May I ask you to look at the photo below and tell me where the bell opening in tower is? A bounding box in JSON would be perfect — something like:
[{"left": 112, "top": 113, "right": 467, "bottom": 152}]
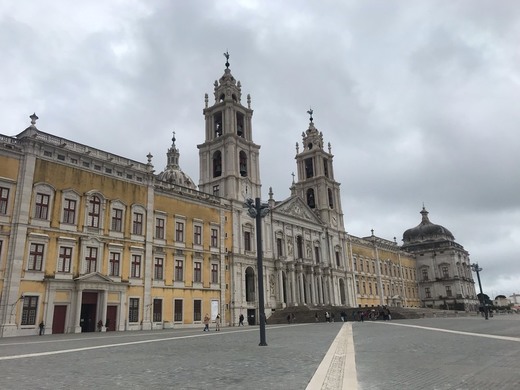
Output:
[
  {"left": 239, "top": 151, "right": 248, "bottom": 177},
  {"left": 214, "top": 112, "right": 223, "bottom": 138},
  {"left": 237, "top": 112, "right": 244, "bottom": 137},
  {"left": 213, "top": 151, "right": 222, "bottom": 177},
  {"left": 305, "top": 158, "right": 314, "bottom": 179}
]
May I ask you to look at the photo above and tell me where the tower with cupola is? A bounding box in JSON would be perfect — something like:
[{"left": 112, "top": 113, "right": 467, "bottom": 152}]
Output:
[
  {"left": 294, "top": 110, "right": 344, "bottom": 230},
  {"left": 197, "top": 53, "right": 261, "bottom": 201}
]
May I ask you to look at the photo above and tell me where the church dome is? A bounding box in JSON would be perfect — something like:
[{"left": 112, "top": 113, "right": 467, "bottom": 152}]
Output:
[
  {"left": 156, "top": 132, "right": 196, "bottom": 189},
  {"left": 402, "top": 207, "right": 454, "bottom": 244}
]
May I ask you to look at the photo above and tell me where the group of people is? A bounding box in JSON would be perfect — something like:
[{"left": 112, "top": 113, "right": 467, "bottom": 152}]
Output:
[{"left": 203, "top": 313, "right": 221, "bottom": 331}]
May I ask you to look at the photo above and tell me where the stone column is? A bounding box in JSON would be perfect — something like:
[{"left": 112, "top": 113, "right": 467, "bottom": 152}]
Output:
[{"left": 73, "top": 288, "right": 83, "bottom": 334}]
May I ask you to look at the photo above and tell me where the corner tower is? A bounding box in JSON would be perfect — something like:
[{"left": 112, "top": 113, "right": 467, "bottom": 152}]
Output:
[
  {"left": 198, "top": 53, "right": 261, "bottom": 200},
  {"left": 294, "top": 110, "right": 344, "bottom": 229}
]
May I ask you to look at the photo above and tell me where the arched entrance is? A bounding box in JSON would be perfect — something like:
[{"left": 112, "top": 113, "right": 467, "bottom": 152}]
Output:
[{"left": 245, "top": 267, "right": 255, "bottom": 302}]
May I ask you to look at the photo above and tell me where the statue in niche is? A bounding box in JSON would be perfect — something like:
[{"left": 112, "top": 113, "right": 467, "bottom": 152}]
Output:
[
  {"left": 306, "top": 243, "right": 312, "bottom": 258},
  {"left": 287, "top": 240, "right": 293, "bottom": 256},
  {"left": 270, "top": 276, "right": 275, "bottom": 296}
]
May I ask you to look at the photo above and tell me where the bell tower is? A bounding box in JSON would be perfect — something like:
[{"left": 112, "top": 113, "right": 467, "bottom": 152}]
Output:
[
  {"left": 198, "top": 53, "right": 261, "bottom": 200},
  {"left": 294, "top": 109, "right": 344, "bottom": 229}
]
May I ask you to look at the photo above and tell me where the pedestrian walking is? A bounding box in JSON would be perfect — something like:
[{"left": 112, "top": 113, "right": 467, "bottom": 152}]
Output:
[
  {"left": 291, "top": 313, "right": 295, "bottom": 323},
  {"left": 340, "top": 311, "right": 347, "bottom": 322},
  {"left": 315, "top": 312, "right": 319, "bottom": 322},
  {"left": 215, "top": 314, "right": 221, "bottom": 331},
  {"left": 287, "top": 314, "right": 291, "bottom": 324},
  {"left": 239, "top": 313, "right": 244, "bottom": 326},
  {"left": 39, "top": 321, "right": 45, "bottom": 336},
  {"left": 325, "top": 311, "right": 330, "bottom": 323},
  {"left": 331, "top": 312, "right": 335, "bottom": 323},
  {"left": 203, "top": 313, "right": 210, "bottom": 331}
]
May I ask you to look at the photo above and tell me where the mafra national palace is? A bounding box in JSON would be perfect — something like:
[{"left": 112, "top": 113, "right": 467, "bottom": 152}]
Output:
[{"left": 0, "top": 58, "right": 479, "bottom": 337}]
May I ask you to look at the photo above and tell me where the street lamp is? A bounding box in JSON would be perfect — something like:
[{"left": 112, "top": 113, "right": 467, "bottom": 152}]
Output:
[
  {"left": 470, "top": 263, "right": 488, "bottom": 320},
  {"left": 244, "top": 197, "right": 270, "bottom": 346}
]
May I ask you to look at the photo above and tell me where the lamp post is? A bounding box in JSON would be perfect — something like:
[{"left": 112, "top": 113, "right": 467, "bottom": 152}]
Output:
[
  {"left": 244, "top": 197, "right": 270, "bottom": 346},
  {"left": 470, "top": 263, "right": 488, "bottom": 320}
]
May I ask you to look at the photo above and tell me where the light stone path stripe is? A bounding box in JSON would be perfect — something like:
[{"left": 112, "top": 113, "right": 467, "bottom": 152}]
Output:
[
  {"left": 368, "top": 321, "right": 520, "bottom": 342},
  {"left": 306, "top": 323, "right": 358, "bottom": 390}
]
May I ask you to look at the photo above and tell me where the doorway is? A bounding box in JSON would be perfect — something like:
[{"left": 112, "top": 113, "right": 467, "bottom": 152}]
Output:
[
  {"left": 106, "top": 305, "right": 117, "bottom": 331},
  {"left": 80, "top": 292, "right": 98, "bottom": 332},
  {"left": 52, "top": 305, "right": 67, "bottom": 334},
  {"left": 247, "top": 308, "right": 256, "bottom": 325}
]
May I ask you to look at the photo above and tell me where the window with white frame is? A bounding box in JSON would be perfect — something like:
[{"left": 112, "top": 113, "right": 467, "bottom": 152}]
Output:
[
  {"left": 445, "top": 286, "right": 452, "bottom": 297},
  {"left": 194, "top": 224, "right": 202, "bottom": 246},
  {"left": 154, "top": 257, "right": 164, "bottom": 280},
  {"left": 155, "top": 217, "right": 165, "bottom": 239},
  {"left": 88, "top": 195, "right": 102, "bottom": 228},
  {"left": 131, "top": 254, "right": 141, "bottom": 278},
  {"left": 128, "top": 298, "right": 139, "bottom": 323},
  {"left": 21, "top": 296, "right": 38, "bottom": 325},
  {"left": 175, "top": 259, "right": 184, "bottom": 281},
  {"left": 211, "top": 263, "right": 219, "bottom": 284},
  {"left": 111, "top": 208, "right": 123, "bottom": 232},
  {"left": 109, "top": 251, "right": 121, "bottom": 276},
  {"left": 194, "top": 261, "right": 202, "bottom": 283},
  {"left": 34, "top": 192, "right": 50, "bottom": 220},
  {"left": 425, "top": 287, "right": 431, "bottom": 298},
  {"left": 175, "top": 221, "right": 184, "bottom": 242},
  {"left": 57, "top": 246, "right": 72, "bottom": 273},
  {"left": 0, "top": 186, "right": 10, "bottom": 215},
  {"left": 244, "top": 231, "right": 251, "bottom": 251},
  {"left": 28, "top": 243, "right": 45, "bottom": 271},
  {"left": 85, "top": 246, "right": 98, "bottom": 273},
  {"left": 211, "top": 228, "right": 218, "bottom": 247},
  {"left": 132, "top": 211, "right": 143, "bottom": 235},
  {"left": 62, "top": 198, "right": 77, "bottom": 224}
]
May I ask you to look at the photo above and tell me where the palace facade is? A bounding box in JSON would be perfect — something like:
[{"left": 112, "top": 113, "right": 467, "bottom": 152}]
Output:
[{"left": 0, "top": 59, "right": 475, "bottom": 337}]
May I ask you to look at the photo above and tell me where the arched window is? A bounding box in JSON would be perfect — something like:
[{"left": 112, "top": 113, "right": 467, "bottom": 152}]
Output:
[
  {"left": 306, "top": 188, "right": 315, "bottom": 208},
  {"left": 328, "top": 188, "right": 334, "bottom": 209},
  {"left": 88, "top": 195, "right": 101, "bottom": 227},
  {"left": 236, "top": 113, "right": 244, "bottom": 137},
  {"left": 239, "top": 151, "right": 247, "bottom": 177},
  {"left": 213, "top": 151, "right": 222, "bottom": 178},
  {"left": 214, "top": 112, "right": 223, "bottom": 137}
]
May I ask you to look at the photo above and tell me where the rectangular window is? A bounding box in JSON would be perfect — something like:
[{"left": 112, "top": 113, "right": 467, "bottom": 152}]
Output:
[
  {"left": 422, "top": 269, "right": 428, "bottom": 281},
  {"left": 88, "top": 196, "right": 101, "bottom": 227},
  {"left": 35, "top": 193, "right": 50, "bottom": 219},
  {"left": 353, "top": 258, "right": 357, "bottom": 271},
  {"left": 335, "top": 251, "right": 341, "bottom": 267},
  {"left": 211, "top": 264, "right": 218, "bottom": 284},
  {"left": 154, "top": 257, "right": 164, "bottom": 280},
  {"left": 85, "top": 247, "right": 98, "bottom": 273},
  {"left": 304, "top": 158, "right": 314, "bottom": 179},
  {"left": 131, "top": 255, "right": 141, "bottom": 278},
  {"left": 63, "top": 198, "right": 76, "bottom": 224},
  {"left": 28, "top": 243, "right": 44, "bottom": 271},
  {"left": 112, "top": 208, "right": 123, "bottom": 232},
  {"left": 0, "top": 186, "right": 9, "bottom": 214},
  {"left": 155, "top": 218, "right": 165, "bottom": 239},
  {"left": 360, "top": 261, "right": 364, "bottom": 272},
  {"left": 58, "top": 246, "right": 72, "bottom": 273},
  {"left": 314, "top": 246, "right": 320, "bottom": 263},
  {"left": 194, "top": 225, "right": 202, "bottom": 245},
  {"left": 109, "top": 252, "right": 120, "bottom": 276},
  {"left": 193, "top": 300, "right": 202, "bottom": 322},
  {"left": 446, "top": 286, "right": 452, "bottom": 297},
  {"left": 174, "top": 299, "right": 183, "bottom": 322},
  {"left": 194, "top": 261, "right": 202, "bottom": 283},
  {"left": 21, "top": 296, "right": 38, "bottom": 325},
  {"left": 355, "top": 281, "right": 360, "bottom": 294},
  {"left": 425, "top": 287, "right": 431, "bottom": 298},
  {"left": 362, "top": 282, "right": 366, "bottom": 294},
  {"left": 442, "top": 266, "right": 449, "bottom": 279},
  {"left": 129, "top": 298, "right": 139, "bottom": 323},
  {"left": 175, "top": 260, "right": 184, "bottom": 281},
  {"left": 133, "top": 212, "right": 143, "bottom": 235},
  {"left": 276, "top": 238, "right": 283, "bottom": 258},
  {"left": 175, "top": 222, "right": 184, "bottom": 242},
  {"left": 244, "top": 231, "right": 251, "bottom": 251},
  {"left": 211, "top": 228, "right": 218, "bottom": 247},
  {"left": 213, "top": 185, "right": 219, "bottom": 196},
  {"left": 153, "top": 299, "right": 162, "bottom": 322}
]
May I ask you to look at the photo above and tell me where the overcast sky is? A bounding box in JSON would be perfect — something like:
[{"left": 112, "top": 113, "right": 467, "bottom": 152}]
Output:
[{"left": 1, "top": 1, "right": 518, "bottom": 298}]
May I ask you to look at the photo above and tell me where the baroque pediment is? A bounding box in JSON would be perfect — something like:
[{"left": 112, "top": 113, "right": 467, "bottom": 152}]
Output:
[
  {"left": 273, "top": 196, "right": 322, "bottom": 224},
  {"left": 74, "top": 272, "right": 113, "bottom": 283}
]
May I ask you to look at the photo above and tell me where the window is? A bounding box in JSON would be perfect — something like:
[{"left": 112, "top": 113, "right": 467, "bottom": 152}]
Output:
[
  {"left": 211, "top": 264, "right": 219, "bottom": 284},
  {"left": 328, "top": 188, "right": 334, "bottom": 209},
  {"left": 213, "top": 151, "right": 222, "bottom": 177},
  {"left": 422, "top": 269, "right": 429, "bottom": 281},
  {"left": 304, "top": 158, "right": 314, "bottom": 178},
  {"left": 28, "top": 243, "right": 44, "bottom": 271},
  {"left": 211, "top": 228, "right": 218, "bottom": 247},
  {"left": 323, "top": 158, "right": 329, "bottom": 178},
  {"left": 174, "top": 299, "right": 183, "bottom": 322},
  {"left": 212, "top": 185, "right": 220, "bottom": 196},
  {"left": 372, "top": 261, "right": 376, "bottom": 274},
  {"left": 244, "top": 231, "right": 251, "bottom": 251},
  {"left": 155, "top": 218, "right": 165, "bottom": 239},
  {"left": 88, "top": 196, "right": 101, "bottom": 227},
  {"left": 356, "top": 281, "right": 360, "bottom": 294},
  {"left": 296, "top": 236, "right": 303, "bottom": 259},
  {"left": 131, "top": 255, "right": 141, "bottom": 278},
  {"left": 239, "top": 151, "right": 247, "bottom": 177},
  {"left": 362, "top": 282, "right": 366, "bottom": 294},
  {"left": 129, "top": 298, "right": 139, "bottom": 323},
  {"left": 442, "top": 266, "right": 449, "bottom": 279},
  {"left": 306, "top": 188, "right": 315, "bottom": 208},
  {"left": 193, "top": 300, "right": 202, "bottom": 322},
  {"left": 446, "top": 286, "right": 452, "bottom": 297},
  {"left": 369, "top": 283, "right": 373, "bottom": 295},
  {"left": 133, "top": 212, "right": 143, "bottom": 235},
  {"left": 335, "top": 251, "right": 341, "bottom": 267},
  {"left": 425, "top": 287, "right": 431, "bottom": 298},
  {"left": 194, "top": 225, "right": 202, "bottom": 245},
  {"left": 175, "top": 222, "right": 184, "bottom": 242},
  {"left": 153, "top": 299, "right": 162, "bottom": 322},
  {"left": 111, "top": 208, "right": 123, "bottom": 232},
  {"left": 63, "top": 198, "right": 76, "bottom": 224},
  {"left": 276, "top": 238, "right": 283, "bottom": 258},
  {"left": 236, "top": 112, "right": 244, "bottom": 137},
  {"left": 85, "top": 247, "right": 97, "bottom": 273},
  {"left": 353, "top": 258, "right": 357, "bottom": 271},
  {"left": 175, "top": 260, "right": 184, "bottom": 281},
  {"left": 58, "top": 246, "right": 72, "bottom": 273},
  {"left": 154, "top": 258, "right": 164, "bottom": 280},
  {"left": 21, "top": 296, "right": 38, "bottom": 325},
  {"left": 0, "top": 186, "right": 9, "bottom": 214},
  {"left": 194, "top": 261, "right": 202, "bottom": 283},
  {"left": 109, "top": 252, "right": 120, "bottom": 276},
  {"left": 375, "top": 284, "right": 378, "bottom": 295},
  {"left": 35, "top": 193, "right": 50, "bottom": 219},
  {"left": 360, "top": 261, "right": 364, "bottom": 272}
]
